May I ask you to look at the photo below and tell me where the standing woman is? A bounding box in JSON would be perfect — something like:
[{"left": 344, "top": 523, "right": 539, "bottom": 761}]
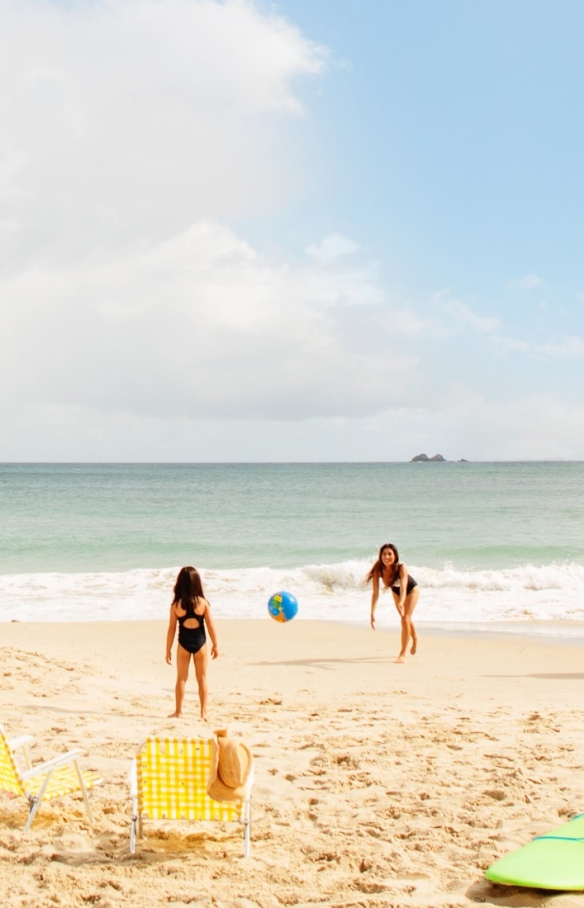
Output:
[
  {"left": 166, "top": 566, "right": 219, "bottom": 719},
  {"left": 368, "top": 543, "right": 419, "bottom": 663}
]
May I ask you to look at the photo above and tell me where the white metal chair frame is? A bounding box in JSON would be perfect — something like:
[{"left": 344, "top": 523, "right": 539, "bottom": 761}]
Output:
[{"left": 1, "top": 726, "right": 100, "bottom": 831}]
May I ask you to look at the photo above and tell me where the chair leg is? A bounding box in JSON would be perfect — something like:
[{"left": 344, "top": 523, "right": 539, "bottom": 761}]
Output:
[
  {"left": 130, "top": 815, "right": 136, "bottom": 854},
  {"left": 72, "top": 759, "right": 95, "bottom": 824},
  {"left": 24, "top": 797, "right": 42, "bottom": 833},
  {"left": 243, "top": 801, "right": 251, "bottom": 858},
  {"left": 23, "top": 767, "right": 54, "bottom": 832}
]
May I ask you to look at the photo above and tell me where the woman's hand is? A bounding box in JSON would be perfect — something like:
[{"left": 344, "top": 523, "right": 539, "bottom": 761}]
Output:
[
  {"left": 370, "top": 614, "right": 376, "bottom": 630},
  {"left": 166, "top": 650, "right": 172, "bottom": 665},
  {"left": 211, "top": 644, "right": 219, "bottom": 659}
]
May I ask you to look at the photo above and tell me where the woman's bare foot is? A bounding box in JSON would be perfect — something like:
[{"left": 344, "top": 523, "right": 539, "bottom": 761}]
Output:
[
  {"left": 395, "top": 655, "right": 406, "bottom": 663},
  {"left": 168, "top": 711, "right": 182, "bottom": 718},
  {"left": 410, "top": 637, "right": 418, "bottom": 655}
]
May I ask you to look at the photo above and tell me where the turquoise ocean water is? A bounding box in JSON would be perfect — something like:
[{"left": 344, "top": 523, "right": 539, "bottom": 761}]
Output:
[{"left": 1, "top": 462, "right": 584, "bottom": 631}]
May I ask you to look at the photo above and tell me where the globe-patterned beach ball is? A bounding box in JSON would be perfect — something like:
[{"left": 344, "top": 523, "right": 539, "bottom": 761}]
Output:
[{"left": 268, "top": 591, "right": 298, "bottom": 623}]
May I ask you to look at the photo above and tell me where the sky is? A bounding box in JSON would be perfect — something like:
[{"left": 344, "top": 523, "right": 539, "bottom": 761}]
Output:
[{"left": 1, "top": 0, "right": 584, "bottom": 461}]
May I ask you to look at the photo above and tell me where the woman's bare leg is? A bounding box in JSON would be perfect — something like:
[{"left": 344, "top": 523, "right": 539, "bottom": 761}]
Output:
[
  {"left": 393, "top": 588, "right": 420, "bottom": 663},
  {"left": 169, "top": 645, "right": 191, "bottom": 717},
  {"left": 410, "top": 620, "right": 418, "bottom": 655},
  {"left": 193, "top": 645, "right": 209, "bottom": 720}
]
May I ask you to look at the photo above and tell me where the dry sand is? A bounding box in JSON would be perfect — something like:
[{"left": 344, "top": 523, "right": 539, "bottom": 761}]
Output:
[{"left": 1, "top": 618, "right": 584, "bottom": 908}]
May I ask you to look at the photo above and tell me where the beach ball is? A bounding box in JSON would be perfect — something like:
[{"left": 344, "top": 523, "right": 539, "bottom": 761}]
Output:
[{"left": 268, "top": 591, "right": 298, "bottom": 623}]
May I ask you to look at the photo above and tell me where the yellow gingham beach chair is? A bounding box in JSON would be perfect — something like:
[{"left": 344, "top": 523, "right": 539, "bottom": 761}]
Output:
[
  {"left": 0, "top": 723, "right": 102, "bottom": 831},
  {"left": 129, "top": 737, "right": 252, "bottom": 857}
]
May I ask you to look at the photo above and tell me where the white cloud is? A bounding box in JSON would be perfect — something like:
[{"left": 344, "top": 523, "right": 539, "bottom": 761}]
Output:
[
  {"left": 305, "top": 233, "right": 360, "bottom": 263},
  {"left": 347, "top": 389, "right": 584, "bottom": 462},
  {"left": 6, "top": 385, "right": 584, "bottom": 463},
  {"left": 492, "top": 334, "right": 584, "bottom": 359},
  {"left": 510, "top": 273, "right": 542, "bottom": 290},
  {"left": 432, "top": 289, "right": 500, "bottom": 333},
  {"left": 0, "top": 222, "right": 423, "bottom": 425},
  {"left": 0, "top": 1, "right": 440, "bottom": 457},
  {"left": 449, "top": 391, "right": 584, "bottom": 460},
  {"left": 0, "top": 0, "right": 326, "bottom": 269}
]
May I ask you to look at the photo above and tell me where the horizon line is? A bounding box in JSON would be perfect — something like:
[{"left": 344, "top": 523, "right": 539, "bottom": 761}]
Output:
[{"left": 1, "top": 460, "right": 583, "bottom": 467}]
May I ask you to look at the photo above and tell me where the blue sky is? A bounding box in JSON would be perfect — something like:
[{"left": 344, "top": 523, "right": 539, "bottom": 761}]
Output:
[
  {"left": 270, "top": 0, "right": 584, "bottom": 281},
  {"left": 267, "top": 0, "right": 584, "bottom": 321},
  {"left": 1, "top": 0, "right": 583, "bottom": 460}
]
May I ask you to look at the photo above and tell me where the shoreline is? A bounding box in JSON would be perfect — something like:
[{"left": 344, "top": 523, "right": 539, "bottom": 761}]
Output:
[{"left": 3, "top": 614, "right": 584, "bottom": 643}]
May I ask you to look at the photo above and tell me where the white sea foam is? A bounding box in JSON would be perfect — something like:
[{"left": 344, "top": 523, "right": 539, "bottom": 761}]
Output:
[{"left": 2, "top": 560, "right": 584, "bottom": 630}]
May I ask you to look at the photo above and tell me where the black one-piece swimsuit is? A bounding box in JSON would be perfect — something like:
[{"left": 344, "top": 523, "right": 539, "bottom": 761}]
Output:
[
  {"left": 386, "top": 563, "right": 418, "bottom": 596},
  {"left": 177, "top": 607, "right": 206, "bottom": 654}
]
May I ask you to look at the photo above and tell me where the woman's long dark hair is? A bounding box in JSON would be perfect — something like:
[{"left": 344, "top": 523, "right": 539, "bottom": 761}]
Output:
[
  {"left": 173, "top": 566, "right": 205, "bottom": 611},
  {"left": 366, "top": 543, "right": 400, "bottom": 586}
]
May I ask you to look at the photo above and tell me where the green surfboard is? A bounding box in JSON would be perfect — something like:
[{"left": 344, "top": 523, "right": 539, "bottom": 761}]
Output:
[{"left": 486, "top": 814, "right": 584, "bottom": 890}]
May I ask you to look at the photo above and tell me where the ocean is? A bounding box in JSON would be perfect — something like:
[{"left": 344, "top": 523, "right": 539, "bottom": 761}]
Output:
[{"left": 1, "top": 462, "right": 584, "bottom": 634}]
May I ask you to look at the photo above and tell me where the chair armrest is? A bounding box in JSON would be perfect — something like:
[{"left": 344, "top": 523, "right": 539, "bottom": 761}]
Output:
[
  {"left": 8, "top": 735, "right": 35, "bottom": 751},
  {"left": 8, "top": 735, "right": 35, "bottom": 770},
  {"left": 21, "top": 749, "right": 84, "bottom": 780}
]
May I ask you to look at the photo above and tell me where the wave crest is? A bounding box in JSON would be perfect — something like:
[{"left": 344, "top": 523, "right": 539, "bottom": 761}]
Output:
[{"left": 1, "top": 559, "right": 583, "bottom": 623}]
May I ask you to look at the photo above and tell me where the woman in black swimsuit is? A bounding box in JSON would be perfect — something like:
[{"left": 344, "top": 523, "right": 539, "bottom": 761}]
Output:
[
  {"left": 166, "top": 566, "right": 219, "bottom": 719},
  {"left": 367, "top": 543, "right": 419, "bottom": 663}
]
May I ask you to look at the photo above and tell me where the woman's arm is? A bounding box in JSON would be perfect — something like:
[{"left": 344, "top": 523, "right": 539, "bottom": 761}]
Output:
[
  {"left": 370, "top": 571, "right": 380, "bottom": 629},
  {"left": 166, "top": 604, "right": 178, "bottom": 664},
  {"left": 204, "top": 602, "right": 219, "bottom": 658}
]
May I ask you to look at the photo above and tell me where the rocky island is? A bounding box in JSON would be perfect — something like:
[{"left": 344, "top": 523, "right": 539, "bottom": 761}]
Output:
[{"left": 410, "top": 453, "right": 446, "bottom": 462}]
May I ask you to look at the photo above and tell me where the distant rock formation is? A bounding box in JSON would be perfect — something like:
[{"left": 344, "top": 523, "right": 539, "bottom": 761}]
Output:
[{"left": 410, "top": 453, "right": 446, "bottom": 462}]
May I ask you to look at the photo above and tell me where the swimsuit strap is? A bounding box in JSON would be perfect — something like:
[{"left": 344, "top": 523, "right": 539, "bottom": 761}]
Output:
[
  {"left": 381, "top": 563, "right": 400, "bottom": 587},
  {"left": 177, "top": 598, "right": 204, "bottom": 623}
]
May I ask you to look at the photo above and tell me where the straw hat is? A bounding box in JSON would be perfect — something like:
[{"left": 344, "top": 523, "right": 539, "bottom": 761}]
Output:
[{"left": 207, "top": 728, "right": 253, "bottom": 802}]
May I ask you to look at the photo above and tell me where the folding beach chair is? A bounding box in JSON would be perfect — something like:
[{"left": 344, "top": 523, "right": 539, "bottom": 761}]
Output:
[
  {"left": 129, "top": 736, "right": 252, "bottom": 856},
  {"left": 0, "top": 723, "right": 102, "bottom": 831}
]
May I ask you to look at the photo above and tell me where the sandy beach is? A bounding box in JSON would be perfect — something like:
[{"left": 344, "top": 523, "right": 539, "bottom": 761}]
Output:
[{"left": 1, "top": 619, "right": 584, "bottom": 908}]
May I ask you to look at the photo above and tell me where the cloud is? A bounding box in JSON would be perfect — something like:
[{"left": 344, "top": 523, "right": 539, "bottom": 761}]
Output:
[
  {"left": 348, "top": 389, "right": 584, "bottom": 462},
  {"left": 492, "top": 334, "right": 584, "bottom": 359},
  {"left": 0, "top": 0, "right": 326, "bottom": 268},
  {"left": 0, "top": 0, "right": 440, "bottom": 454},
  {"left": 0, "top": 222, "right": 424, "bottom": 424},
  {"left": 510, "top": 273, "right": 542, "bottom": 290},
  {"left": 305, "top": 233, "right": 360, "bottom": 263},
  {"left": 432, "top": 289, "right": 500, "bottom": 333},
  {"left": 6, "top": 384, "right": 584, "bottom": 463},
  {"left": 446, "top": 391, "right": 584, "bottom": 460}
]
